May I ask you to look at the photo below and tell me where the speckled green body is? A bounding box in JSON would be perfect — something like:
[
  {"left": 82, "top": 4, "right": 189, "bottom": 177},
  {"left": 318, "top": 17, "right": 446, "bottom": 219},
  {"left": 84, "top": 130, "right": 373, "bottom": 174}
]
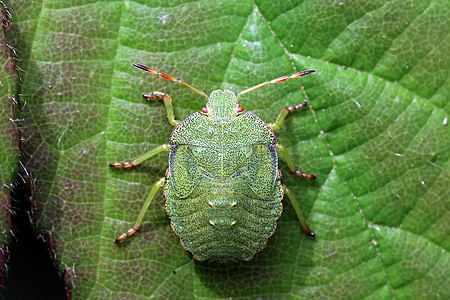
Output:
[{"left": 164, "top": 90, "right": 283, "bottom": 262}]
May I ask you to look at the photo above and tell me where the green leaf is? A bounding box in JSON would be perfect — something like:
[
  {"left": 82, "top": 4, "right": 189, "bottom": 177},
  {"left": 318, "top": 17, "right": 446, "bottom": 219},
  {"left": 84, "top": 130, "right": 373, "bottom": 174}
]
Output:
[
  {"left": 0, "top": 1, "right": 18, "bottom": 274},
  {"left": 7, "top": 0, "right": 450, "bottom": 298}
]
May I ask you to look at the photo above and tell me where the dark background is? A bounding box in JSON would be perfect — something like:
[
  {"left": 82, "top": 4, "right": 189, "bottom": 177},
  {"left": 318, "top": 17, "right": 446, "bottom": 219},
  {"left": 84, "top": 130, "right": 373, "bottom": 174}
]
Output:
[{"left": 0, "top": 177, "right": 65, "bottom": 300}]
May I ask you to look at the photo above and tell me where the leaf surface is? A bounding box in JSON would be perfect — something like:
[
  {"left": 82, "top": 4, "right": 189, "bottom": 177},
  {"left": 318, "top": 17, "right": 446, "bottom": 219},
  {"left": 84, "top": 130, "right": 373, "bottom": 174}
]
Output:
[
  {"left": 6, "top": 0, "right": 450, "bottom": 298},
  {"left": 0, "top": 1, "right": 18, "bottom": 275}
]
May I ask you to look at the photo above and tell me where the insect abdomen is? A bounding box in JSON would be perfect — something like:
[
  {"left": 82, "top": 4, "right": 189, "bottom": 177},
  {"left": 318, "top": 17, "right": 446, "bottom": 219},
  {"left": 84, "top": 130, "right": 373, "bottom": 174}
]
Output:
[{"left": 165, "top": 180, "right": 283, "bottom": 262}]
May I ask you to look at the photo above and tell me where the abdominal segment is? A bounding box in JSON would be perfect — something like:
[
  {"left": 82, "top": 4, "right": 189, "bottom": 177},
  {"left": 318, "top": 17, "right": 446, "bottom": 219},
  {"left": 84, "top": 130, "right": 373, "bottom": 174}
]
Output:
[{"left": 165, "top": 180, "right": 283, "bottom": 262}]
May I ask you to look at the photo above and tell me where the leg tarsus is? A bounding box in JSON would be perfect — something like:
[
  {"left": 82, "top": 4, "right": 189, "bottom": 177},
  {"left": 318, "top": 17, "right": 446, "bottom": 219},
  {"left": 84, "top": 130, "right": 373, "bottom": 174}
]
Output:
[
  {"left": 143, "top": 91, "right": 165, "bottom": 100},
  {"left": 306, "top": 231, "right": 316, "bottom": 238},
  {"left": 283, "top": 184, "right": 315, "bottom": 238},
  {"left": 286, "top": 100, "right": 308, "bottom": 114},
  {"left": 114, "top": 226, "right": 140, "bottom": 244},
  {"left": 109, "top": 160, "right": 137, "bottom": 169},
  {"left": 291, "top": 169, "right": 316, "bottom": 180},
  {"left": 114, "top": 177, "right": 165, "bottom": 244},
  {"left": 143, "top": 92, "right": 180, "bottom": 127}
]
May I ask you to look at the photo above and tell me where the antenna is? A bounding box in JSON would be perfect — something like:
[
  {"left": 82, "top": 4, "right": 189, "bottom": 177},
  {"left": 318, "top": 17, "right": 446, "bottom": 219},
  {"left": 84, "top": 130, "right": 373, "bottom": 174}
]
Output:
[
  {"left": 133, "top": 63, "right": 208, "bottom": 99},
  {"left": 237, "top": 70, "right": 315, "bottom": 98}
]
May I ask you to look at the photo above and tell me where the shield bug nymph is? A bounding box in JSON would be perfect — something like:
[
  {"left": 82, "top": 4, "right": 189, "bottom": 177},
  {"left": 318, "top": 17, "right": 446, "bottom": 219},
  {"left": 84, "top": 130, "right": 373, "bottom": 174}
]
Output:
[{"left": 111, "top": 64, "right": 316, "bottom": 262}]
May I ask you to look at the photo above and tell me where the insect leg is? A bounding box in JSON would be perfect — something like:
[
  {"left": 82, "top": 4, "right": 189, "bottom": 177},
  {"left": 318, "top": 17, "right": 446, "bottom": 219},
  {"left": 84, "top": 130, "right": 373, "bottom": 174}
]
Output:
[
  {"left": 282, "top": 185, "right": 315, "bottom": 237},
  {"left": 143, "top": 92, "right": 181, "bottom": 127},
  {"left": 276, "top": 143, "right": 316, "bottom": 180},
  {"left": 109, "top": 144, "right": 170, "bottom": 168},
  {"left": 269, "top": 100, "right": 308, "bottom": 132},
  {"left": 114, "top": 177, "right": 165, "bottom": 243}
]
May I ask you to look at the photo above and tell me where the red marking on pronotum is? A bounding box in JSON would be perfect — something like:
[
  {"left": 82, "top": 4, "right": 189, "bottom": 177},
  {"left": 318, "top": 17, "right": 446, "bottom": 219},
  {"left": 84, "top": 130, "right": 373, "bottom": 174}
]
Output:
[
  {"left": 201, "top": 107, "right": 208, "bottom": 113},
  {"left": 237, "top": 106, "right": 245, "bottom": 113},
  {"left": 2, "top": 19, "right": 8, "bottom": 29}
]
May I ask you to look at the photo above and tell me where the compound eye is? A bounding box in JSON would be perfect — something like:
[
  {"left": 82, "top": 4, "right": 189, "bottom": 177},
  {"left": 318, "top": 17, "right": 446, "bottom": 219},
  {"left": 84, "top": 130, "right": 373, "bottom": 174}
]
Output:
[
  {"left": 236, "top": 106, "right": 245, "bottom": 114},
  {"left": 201, "top": 107, "right": 208, "bottom": 114}
]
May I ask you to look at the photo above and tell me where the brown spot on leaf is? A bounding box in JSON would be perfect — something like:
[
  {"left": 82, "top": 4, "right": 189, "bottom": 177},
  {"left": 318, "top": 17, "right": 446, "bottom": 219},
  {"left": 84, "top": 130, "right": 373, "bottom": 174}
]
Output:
[
  {"left": 0, "top": 38, "right": 8, "bottom": 58},
  {"left": 42, "top": 231, "right": 62, "bottom": 264},
  {"left": 63, "top": 268, "right": 74, "bottom": 299},
  {"left": 4, "top": 57, "right": 15, "bottom": 74},
  {"left": 51, "top": 196, "right": 66, "bottom": 207}
]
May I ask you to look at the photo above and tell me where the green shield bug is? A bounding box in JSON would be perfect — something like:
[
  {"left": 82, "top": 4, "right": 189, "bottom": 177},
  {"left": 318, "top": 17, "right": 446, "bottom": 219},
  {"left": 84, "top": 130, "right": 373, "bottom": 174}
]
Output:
[{"left": 111, "top": 64, "right": 316, "bottom": 262}]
